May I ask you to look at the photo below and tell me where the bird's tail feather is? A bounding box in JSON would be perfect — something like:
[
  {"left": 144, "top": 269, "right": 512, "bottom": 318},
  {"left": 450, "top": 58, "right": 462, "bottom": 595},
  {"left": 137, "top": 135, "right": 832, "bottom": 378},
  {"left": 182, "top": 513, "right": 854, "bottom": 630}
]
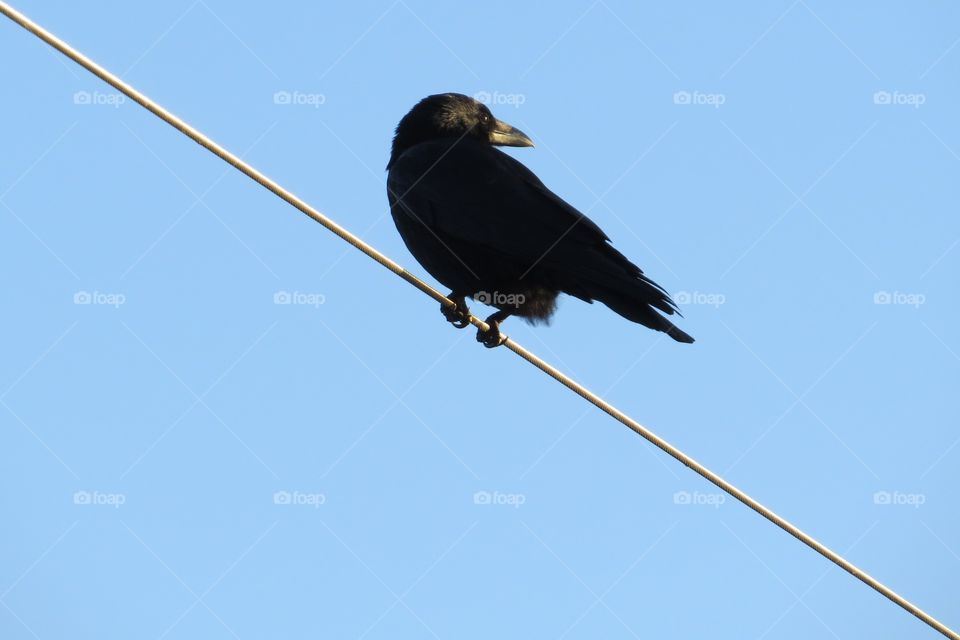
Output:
[
  {"left": 547, "top": 244, "right": 694, "bottom": 343},
  {"left": 588, "top": 280, "right": 695, "bottom": 344}
]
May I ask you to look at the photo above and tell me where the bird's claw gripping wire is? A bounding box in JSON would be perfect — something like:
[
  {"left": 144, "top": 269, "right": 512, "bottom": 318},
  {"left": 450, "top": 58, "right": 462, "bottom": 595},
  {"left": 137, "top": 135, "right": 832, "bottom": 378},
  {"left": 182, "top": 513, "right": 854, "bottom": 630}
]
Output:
[
  {"left": 441, "top": 295, "right": 471, "bottom": 329},
  {"left": 476, "top": 319, "right": 506, "bottom": 348}
]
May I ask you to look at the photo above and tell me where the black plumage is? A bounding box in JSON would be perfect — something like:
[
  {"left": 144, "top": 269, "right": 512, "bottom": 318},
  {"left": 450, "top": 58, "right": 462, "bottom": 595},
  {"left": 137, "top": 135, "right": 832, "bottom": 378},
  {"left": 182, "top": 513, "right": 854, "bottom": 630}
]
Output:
[{"left": 387, "top": 93, "right": 693, "bottom": 347}]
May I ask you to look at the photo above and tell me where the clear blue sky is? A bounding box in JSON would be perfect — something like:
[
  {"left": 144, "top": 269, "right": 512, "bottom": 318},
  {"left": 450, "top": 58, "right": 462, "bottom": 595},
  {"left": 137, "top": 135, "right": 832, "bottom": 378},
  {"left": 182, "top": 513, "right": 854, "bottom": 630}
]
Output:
[{"left": 2, "top": 2, "right": 958, "bottom": 638}]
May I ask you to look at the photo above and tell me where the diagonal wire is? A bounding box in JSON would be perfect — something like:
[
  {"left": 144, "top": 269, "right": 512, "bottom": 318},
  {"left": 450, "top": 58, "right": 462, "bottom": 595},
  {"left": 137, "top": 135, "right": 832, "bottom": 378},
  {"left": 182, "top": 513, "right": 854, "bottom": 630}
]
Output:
[{"left": 0, "top": 4, "right": 955, "bottom": 638}]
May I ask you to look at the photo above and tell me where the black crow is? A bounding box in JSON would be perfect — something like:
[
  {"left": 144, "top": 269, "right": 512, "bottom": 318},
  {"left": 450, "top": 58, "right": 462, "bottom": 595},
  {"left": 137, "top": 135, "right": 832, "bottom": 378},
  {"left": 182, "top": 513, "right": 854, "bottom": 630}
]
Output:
[{"left": 387, "top": 93, "right": 694, "bottom": 347}]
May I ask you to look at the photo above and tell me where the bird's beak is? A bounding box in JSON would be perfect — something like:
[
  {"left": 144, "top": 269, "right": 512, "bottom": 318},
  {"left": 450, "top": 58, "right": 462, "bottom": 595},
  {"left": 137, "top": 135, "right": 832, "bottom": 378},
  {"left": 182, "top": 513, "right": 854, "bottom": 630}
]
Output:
[{"left": 489, "top": 119, "right": 534, "bottom": 148}]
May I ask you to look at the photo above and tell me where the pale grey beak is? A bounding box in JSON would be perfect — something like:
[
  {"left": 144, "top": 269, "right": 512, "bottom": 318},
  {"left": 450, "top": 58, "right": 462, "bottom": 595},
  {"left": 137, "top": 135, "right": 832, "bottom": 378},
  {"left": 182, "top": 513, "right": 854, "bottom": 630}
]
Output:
[{"left": 489, "top": 119, "right": 534, "bottom": 147}]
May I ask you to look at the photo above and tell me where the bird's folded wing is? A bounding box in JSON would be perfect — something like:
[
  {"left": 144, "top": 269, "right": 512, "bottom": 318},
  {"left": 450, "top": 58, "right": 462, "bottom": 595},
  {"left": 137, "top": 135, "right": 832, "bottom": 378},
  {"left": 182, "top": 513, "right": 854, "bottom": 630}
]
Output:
[{"left": 388, "top": 139, "right": 611, "bottom": 267}]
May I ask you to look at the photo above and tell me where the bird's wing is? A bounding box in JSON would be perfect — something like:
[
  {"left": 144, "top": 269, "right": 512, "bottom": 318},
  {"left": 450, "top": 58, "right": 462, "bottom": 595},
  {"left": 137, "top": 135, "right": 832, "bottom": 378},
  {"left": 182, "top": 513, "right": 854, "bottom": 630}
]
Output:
[{"left": 388, "top": 139, "right": 612, "bottom": 268}]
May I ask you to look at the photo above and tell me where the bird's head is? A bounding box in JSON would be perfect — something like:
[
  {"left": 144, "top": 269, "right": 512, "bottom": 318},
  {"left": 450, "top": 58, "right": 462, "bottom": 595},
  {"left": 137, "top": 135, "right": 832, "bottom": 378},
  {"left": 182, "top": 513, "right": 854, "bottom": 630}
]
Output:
[{"left": 388, "top": 93, "right": 534, "bottom": 168}]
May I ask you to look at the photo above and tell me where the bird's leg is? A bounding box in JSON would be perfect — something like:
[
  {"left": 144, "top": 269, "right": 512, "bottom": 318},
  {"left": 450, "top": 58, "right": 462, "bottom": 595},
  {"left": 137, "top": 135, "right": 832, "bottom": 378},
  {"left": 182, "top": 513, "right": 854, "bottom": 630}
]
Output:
[
  {"left": 441, "top": 293, "right": 471, "bottom": 329},
  {"left": 476, "top": 310, "right": 511, "bottom": 348}
]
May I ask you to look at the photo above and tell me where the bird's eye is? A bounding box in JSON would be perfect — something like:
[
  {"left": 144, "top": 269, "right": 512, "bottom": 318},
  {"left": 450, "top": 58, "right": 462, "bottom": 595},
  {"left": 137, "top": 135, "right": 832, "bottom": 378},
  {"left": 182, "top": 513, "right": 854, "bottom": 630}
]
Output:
[{"left": 479, "top": 113, "right": 491, "bottom": 125}]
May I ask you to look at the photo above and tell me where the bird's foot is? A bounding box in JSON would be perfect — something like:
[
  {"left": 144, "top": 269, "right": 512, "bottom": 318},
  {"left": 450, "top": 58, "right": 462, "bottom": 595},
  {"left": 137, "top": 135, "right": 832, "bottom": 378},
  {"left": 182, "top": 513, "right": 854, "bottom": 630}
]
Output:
[
  {"left": 441, "top": 295, "right": 471, "bottom": 329},
  {"left": 476, "top": 320, "right": 506, "bottom": 349}
]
